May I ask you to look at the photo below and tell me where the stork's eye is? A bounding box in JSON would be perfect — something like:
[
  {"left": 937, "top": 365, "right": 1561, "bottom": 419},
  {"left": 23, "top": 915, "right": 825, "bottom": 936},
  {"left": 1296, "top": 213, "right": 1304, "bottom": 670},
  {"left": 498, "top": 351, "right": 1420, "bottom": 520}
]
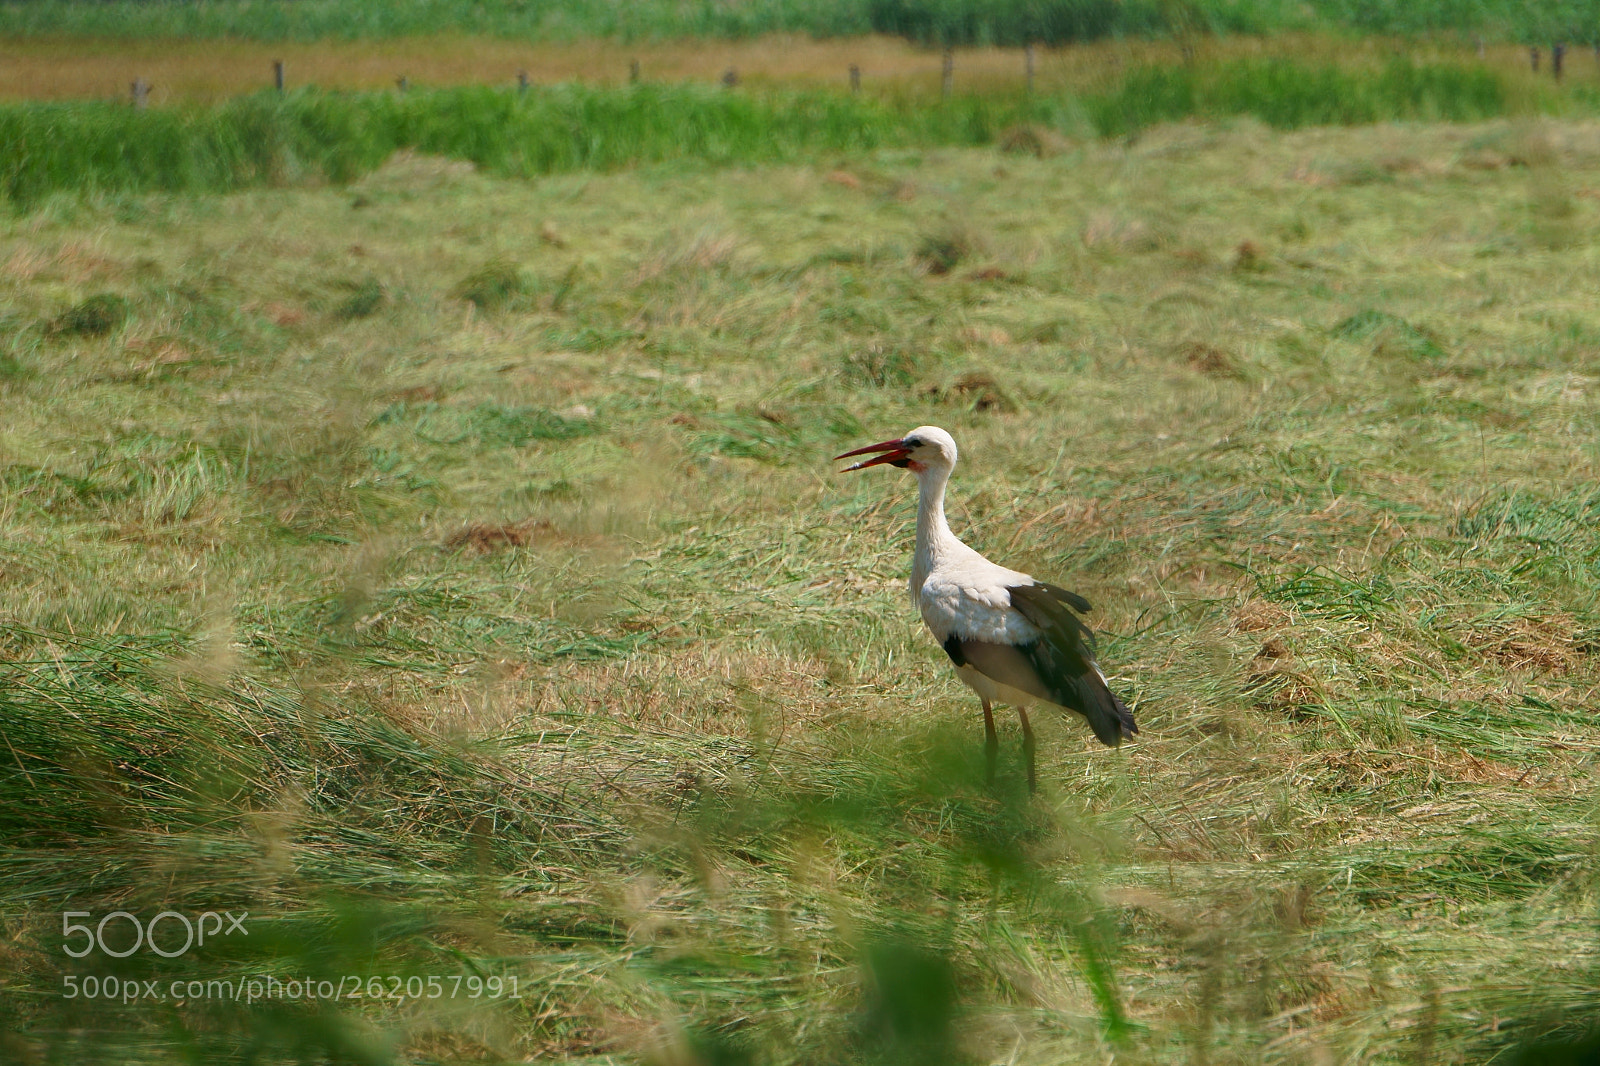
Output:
[{"left": 904, "top": 437, "right": 922, "bottom": 448}]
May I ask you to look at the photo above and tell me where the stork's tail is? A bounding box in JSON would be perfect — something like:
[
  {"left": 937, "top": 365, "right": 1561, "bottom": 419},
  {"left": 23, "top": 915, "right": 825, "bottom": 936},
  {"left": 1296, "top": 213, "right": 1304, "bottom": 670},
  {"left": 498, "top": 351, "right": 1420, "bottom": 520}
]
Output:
[{"left": 1080, "top": 668, "right": 1138, "bottom": 747}]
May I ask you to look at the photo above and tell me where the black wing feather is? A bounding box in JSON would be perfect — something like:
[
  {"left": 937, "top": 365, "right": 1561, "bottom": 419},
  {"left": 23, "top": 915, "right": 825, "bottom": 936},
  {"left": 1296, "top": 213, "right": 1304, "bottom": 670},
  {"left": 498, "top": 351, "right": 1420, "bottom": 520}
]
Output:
[
  {"left": 1032, "top": 580, "right": 1093, "bottom": 615},
  {"left": 942, "top": 634, "right": 967, "bottom": 667},
  {"left": 1024, "top": 581, "right": 1097, "bottom": 654},
  {"left": 1002, "top": 583, "right": 1137, "bottom": 746}
]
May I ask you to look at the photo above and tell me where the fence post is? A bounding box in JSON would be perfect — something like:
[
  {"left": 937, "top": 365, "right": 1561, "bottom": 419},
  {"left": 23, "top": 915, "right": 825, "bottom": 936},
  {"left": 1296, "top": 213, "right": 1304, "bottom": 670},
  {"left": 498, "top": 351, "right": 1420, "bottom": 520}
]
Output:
[
  {"left": 722, "top": 67, "right": 738, "bottom": 88},
  {"left": 518, "top": 70, "right": 529, "bottom": 93},
  {"left": 131, "top": 78, "right": 149, "bottom": 109},
  {"left": 849, "top": 63, "right": 860, "bottom": 93},
  {"left": 273, "top": 60, "right": 284, "bottom": 92},
  {"left": 1474, "top": 35, "right": 1485, "bottom": 59},
  {"left": 942, "top": 48, "right": 953, "bottom": 99},
  {"left": 630, "top": 59, "right": 640, "bottom": 83},
  {"left": 1025, "top": 43, "right": 1036, "bottom": 93},
  {"left": 1530, "top": 45, "right": 1541, "bottom": 72},
  {"left": 1553, "top": 42, "right": 1565, "bottom": 78},
  {"left": 396, "top": 75, "right": 408, "bottom": 93}
]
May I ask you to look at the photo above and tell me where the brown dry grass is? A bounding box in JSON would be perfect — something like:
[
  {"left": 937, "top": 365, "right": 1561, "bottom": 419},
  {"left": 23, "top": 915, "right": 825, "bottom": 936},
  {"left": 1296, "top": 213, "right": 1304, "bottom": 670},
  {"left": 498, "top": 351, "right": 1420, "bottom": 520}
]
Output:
[
  {"left": 1178, "top": 340, "right": 1244, "bottom": 378},
  {"left": 0, "top": 33, "right": 1036, "bottom": 101},
  {"left": 1, "top": 33, "right": 1594, "bottom": 103},
  {"left": 1461, "top": 612, "right": 1580, "bottom": 674},
  {"left": 444, "top": 518, "right": 555, "bottom": 553}
]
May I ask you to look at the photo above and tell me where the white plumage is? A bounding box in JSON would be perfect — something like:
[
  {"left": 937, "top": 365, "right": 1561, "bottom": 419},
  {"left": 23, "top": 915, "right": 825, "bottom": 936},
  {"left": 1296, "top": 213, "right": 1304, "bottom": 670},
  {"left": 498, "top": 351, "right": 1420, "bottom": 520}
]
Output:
[{"left": 837, "top": 425, "right": 1136, "bottom": 792}]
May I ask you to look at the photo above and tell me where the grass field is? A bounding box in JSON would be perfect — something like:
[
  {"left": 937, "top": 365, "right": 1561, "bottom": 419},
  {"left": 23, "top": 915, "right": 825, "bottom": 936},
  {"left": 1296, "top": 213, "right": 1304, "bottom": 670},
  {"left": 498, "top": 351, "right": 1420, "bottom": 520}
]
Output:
[
  {"left": 4, "top": 108, "right": 1600, "bottom": 1062},
  {"left": 0, "top": 0, "right": 1595, "bottom": 43}
]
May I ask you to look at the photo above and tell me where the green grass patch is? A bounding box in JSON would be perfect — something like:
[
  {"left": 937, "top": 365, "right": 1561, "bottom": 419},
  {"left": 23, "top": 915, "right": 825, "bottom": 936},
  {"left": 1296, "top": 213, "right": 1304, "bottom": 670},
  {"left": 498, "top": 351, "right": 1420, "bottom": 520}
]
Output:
[
  {"left": 0, "top": 60, "right": 1566, "bottom": 209},
  {"left": 0, "top": 83, "right": 1024, "bottom": 207},
  {"left": 1088, "top": 57, "right": 1508, "bottom": 136},
  {"left": 452, "top": 256, "right": 530, "bottom": 311},
  {"left": 331, "top": 275, "right": 386, "bottom": 320},
  {"left": 46, "top": 292, "right": 129, "bottom": 337}
]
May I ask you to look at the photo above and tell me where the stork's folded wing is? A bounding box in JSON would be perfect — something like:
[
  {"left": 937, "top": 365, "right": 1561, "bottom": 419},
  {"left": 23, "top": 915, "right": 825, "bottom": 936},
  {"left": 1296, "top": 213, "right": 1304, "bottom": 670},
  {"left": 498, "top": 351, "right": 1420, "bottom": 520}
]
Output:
[{"left": 1000, "top": 583, "right": 1137, "bottom": 745}]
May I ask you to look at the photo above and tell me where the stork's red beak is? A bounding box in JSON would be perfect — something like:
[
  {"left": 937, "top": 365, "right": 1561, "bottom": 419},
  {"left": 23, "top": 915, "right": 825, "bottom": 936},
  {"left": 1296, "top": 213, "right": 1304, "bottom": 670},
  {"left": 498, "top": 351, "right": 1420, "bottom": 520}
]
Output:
[{"left": 835, "top": 437, "right": 911, "bottom": 471}]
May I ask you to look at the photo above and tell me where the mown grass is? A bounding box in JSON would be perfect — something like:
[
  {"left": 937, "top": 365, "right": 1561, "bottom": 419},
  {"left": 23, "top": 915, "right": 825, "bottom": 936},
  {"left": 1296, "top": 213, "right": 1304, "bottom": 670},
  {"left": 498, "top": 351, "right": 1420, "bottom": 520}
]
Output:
[
  {"left": 0, "top": 56, "right": 1583, "bottom": 207},
  {"left": 5, "top": 112, "right": 1600, "bottom": 1063}
]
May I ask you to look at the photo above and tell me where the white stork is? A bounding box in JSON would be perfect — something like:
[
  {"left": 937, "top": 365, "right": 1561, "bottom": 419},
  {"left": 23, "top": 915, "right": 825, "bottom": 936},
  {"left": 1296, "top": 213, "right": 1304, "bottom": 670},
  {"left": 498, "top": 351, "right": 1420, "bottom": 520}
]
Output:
[{"left": 836, "top": 426, "right": 1136, "bottom": 792}]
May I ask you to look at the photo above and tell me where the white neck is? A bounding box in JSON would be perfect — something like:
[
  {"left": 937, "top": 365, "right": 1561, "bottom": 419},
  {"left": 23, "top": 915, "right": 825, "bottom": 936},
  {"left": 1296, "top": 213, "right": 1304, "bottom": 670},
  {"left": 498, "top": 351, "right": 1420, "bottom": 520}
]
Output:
[{"left": 911, "top": 463, "right": 961, "bottom": 594}]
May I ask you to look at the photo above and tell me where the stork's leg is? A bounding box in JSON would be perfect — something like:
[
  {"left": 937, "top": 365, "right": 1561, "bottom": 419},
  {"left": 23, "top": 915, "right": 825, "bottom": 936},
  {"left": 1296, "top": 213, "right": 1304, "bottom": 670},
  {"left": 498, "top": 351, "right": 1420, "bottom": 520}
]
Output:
[
  {"left": 1017, "top": 705, "right": 1037, "bottom": 794},
  {"left": 982, "top": 697, "right": 998, "bottom": 785}
]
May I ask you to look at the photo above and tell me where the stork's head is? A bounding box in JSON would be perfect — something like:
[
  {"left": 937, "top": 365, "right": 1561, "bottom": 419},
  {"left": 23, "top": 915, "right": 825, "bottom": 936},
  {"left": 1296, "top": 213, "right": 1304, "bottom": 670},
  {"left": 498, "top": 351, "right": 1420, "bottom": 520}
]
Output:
[{"left": 835, "top": 425, "right": 957, "bottom": 475}]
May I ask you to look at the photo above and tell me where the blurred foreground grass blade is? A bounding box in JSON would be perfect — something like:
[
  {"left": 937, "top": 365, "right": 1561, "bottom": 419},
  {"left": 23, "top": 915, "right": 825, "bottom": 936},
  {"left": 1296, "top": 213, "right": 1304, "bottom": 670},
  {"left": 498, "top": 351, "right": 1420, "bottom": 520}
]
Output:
[{"left": 859, "top": 937, "right": 965, "bottom": 1065}]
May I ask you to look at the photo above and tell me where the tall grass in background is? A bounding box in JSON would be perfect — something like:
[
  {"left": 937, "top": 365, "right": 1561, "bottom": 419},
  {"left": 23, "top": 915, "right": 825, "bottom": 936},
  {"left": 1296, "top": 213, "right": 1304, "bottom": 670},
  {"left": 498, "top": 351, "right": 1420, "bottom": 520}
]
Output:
[
  {"left": 872, "top": 0, "right": 1600, "bottom": 43},
  {"left": 1, "top": 0, "right": 1598, "bottom": 42},
  {"left": 1087, "top": 57, "right": 1509, "bottom": 136},
  {"left": 0, "top": 84, "right": 1010, "bottom": 206},
  {"left": 1313, "top": 0, "right": 1600, "bottom": 40},
  {"left": 0, "top": 59, "right": 1550, "bottom": 208},
  {"left": 4, "top": 0, "right": 876, "bottom": 42},
  {"left": 865, "top": 0, "right": 1166, "bottom": 44}
]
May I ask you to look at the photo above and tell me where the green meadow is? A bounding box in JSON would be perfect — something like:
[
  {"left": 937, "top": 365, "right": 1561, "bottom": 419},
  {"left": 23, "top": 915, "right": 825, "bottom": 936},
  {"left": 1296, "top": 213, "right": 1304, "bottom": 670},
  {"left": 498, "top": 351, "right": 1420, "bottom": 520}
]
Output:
[
  {"left": 0, "top": 59, "right": 1531, "bottom": 206},
  {"left": 2, "top": 0, "right": 1599, "bottom": 42},
  {"left": 5, "top": 23, "right": 1600, "bottom": 1066}
]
